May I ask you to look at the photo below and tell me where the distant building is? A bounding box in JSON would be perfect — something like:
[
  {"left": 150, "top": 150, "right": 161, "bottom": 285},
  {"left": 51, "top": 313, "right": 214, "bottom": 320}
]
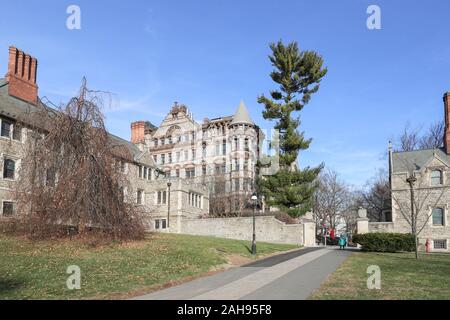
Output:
[
  {"left": 130, "top": 100, "right": 264, "bottom": 214},
  {"left": 382, "top": 92, "right": 450, "bottom": 251}
]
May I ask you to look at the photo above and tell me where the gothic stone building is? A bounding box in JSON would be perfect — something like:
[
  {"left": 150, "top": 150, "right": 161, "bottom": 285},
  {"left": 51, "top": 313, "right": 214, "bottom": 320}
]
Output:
[
  {"left": 130, "top": 100, "right": 264, "bottom": 214},
  {"left": 385, "top": 92, "right": 450, "bottom": 252},
  {"left": 0, "top": 46, "right": 209, "bottom": 232}
]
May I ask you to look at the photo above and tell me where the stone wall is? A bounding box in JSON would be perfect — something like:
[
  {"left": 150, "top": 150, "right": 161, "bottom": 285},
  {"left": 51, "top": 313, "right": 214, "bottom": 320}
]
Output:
[
  {"left": 177, "top": 215, "right": 316, "bottom": 245},
  {"left": 368, "top": 222, "right": 395, "bottom": 233}
]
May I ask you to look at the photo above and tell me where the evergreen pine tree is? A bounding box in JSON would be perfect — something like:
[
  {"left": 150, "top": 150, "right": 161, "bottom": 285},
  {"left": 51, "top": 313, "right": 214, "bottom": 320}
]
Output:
[{"left": 257, "top": 41, "right": 327, "bottom": 217}]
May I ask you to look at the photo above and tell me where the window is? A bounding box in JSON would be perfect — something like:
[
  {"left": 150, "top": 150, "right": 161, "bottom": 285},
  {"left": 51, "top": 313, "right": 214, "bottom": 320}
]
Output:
[
  {"left": 234, "top": 158, "right": 240, "bottom": 171},
  {"left": 154, "top": 139, "right": 158, "bottom": 147},
  {"left": 155, "top": 219, "right": 160, "bottom": 229},
  {"left": 12, "top": 124, "right": 21, "bottom": 141},
  {"left": 157, "top": 191, "right": 167, "bottom": 204},
  {"left": 202, "top": 143, "right": 207, "bottom": 157},
  {"left": 168, "top": 136, "right": 172, "bottom": 144},
  {"left": 143, "top": 167, "right": 148, "bottom": 179},
  {"left": 234, "top": 179, "right": 240, "bottom": 191},
  {"left": 186, "top": 168, "right": 195, "bottom": 179},
  {"left": 222, "top": 139, "right": 226, "bottom": 155},
  {"left": 3, "top": 159, "right": 15, "bottom": 179},
  {"left": 1, "top": 120, "right": 11, "bottom": 137},
  {"left": 148, "top": 168, "right": 152, "bottom": 180},
  {"left": 202, "top": 165, "right": 207, "bottom": 176},
  {"left": 234, "top": 137, "right": 239, "bottom": 151},
  {"left": 432, "top": 208, "right": 444, "bottom": 226},
  {"left": 160, "top": 138, "right": 165, "bottom": 146},
  {"left": 215, "top": 142, "right": 220, "bottom": 156},
  {"left": 176, "top": 151, "right": 180, "bottom": 162},
  {"left": 161, "top": 219, "right": 167, "bottom": 229},
  {"left": 176, "top": 169, "right": 180, "bottom": 177},
  {"left": 137, "top": 189, "right": 144, "bottom": 205},
  {"left": 161, "top": 154, "right": 165, "bottom": 164},
  {"left": 168, "top": 153, "right": 172, "bottom": 163},
  {"left": 434, "top": 239, "right": 447, "bottom": 249},
  {"left": 244, "top": 138, "right": 249, "bottom": 151},
  {"left": 188, "top": 192, "right": 202, "bottom": 208},
  {"left": 2, "top": 201, "right": 14, "bottom": 216},
  {"left": 138, "top": 165, "right": 143, "bottom": 178},
  {"left": 431, "top": 170, "right": 443, "bottom": 186},
  {"left": 184, "top": 150, "right": 188, "bottom": 161},
  {"left": 153, "top": 155, "right": 157, "bottom": 163}
]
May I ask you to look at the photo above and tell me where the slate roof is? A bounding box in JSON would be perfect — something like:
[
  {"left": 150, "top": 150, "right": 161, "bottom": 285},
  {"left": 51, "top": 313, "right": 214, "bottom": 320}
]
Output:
[
  {"left": 230, "top": 100, "right": 254, "bottom": 126},
  {"left": 392, "top": 148, "right": 450, "bottom": 173},
  {"left": 0, "top": 78, "right": 153, "bottom": 165}
]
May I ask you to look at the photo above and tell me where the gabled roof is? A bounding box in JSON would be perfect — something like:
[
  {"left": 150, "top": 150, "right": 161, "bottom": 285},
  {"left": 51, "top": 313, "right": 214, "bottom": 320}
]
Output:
[
  {"left": 230, "top": 100, "right": 253, "bottom": 126},
  {"left": 392, "top": 148, "right": 450, "bottom": 173},
  {"left": 0, "top": 78, "right": 152, "bottom": 165}
]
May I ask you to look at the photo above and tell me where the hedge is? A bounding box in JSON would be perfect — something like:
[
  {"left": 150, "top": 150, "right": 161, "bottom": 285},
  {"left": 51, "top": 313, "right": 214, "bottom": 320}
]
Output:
[{"left": 352, "top": 233, "right": 415, "bottom": 252}]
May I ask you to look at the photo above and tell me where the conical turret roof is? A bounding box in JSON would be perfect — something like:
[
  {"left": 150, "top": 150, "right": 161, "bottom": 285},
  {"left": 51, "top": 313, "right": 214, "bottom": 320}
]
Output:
[{"left": 230, "top": 100, "right": 253, "bottom": 126}]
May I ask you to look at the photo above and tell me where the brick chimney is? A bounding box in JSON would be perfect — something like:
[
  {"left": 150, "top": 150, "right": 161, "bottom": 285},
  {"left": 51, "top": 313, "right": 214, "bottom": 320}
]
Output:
[
  {"left": 444, "top": 92, "right": 450, "bottom": 154},
  {"left": 131, "top": 121, "right": 146, "bottom": 144},
  {"left": 5, "top": 46, "right": 38, "bottom": 104}
]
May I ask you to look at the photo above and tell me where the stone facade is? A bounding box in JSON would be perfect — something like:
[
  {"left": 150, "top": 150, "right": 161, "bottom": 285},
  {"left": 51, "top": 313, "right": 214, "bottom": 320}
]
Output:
[
  {"left": 131, "top": 100, "right": 264, "bottom": 213},
  {"left": 0, "top": 46, "right": 210, "bottom": 231},
  {"left": 383, "top": 92, "right": 450, "bottom": 252}
]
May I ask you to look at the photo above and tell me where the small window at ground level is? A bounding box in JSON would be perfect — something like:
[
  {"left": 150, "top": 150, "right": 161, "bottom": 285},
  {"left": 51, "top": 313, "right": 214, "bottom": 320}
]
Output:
[
  {"left": 155, "top": 219, "right": 160, "bottom": 229},
  {"left": 2, "top": 201, "right": 14, "bottom": 216},
  {"left": 433, "top": 239, "right": 447, "bottom": 249},
  {"left": 161, "top": 219, "right": 167, "bottom": 229}
]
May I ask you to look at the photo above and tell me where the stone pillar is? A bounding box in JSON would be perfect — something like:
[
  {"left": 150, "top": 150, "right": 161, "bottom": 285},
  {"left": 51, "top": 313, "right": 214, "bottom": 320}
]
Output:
[
  {"left": 356, "top": 207, "right": 369, "bottom": 234},
  {"left": 302, "top": 219, "right": 316, "bottom": 247}
]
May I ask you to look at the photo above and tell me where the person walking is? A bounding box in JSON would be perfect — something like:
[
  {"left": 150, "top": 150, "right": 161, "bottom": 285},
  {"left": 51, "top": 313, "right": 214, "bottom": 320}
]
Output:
[{"left": 338, "top": 233, "right": 347, "bottom": 250}]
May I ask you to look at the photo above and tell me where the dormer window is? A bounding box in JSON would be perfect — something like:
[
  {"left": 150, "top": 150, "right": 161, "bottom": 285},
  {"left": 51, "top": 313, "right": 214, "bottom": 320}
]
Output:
[{"left": 431, "top": 170, "right": 443, "bottom": 186}]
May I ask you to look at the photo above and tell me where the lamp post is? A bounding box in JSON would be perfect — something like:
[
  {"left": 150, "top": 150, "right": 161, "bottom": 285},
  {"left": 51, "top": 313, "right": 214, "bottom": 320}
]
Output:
[
  {"left": 251, "top": 192, "right": 258, "bottom": 255},
  {"left": 167, "top": 182, "right": 172, "bottom": 229}
]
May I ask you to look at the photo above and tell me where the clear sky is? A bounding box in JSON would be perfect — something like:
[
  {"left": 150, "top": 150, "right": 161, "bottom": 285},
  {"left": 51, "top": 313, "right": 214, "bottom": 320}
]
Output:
[{"left": 1, "top": 0, "right": 449, "bottom": 187}]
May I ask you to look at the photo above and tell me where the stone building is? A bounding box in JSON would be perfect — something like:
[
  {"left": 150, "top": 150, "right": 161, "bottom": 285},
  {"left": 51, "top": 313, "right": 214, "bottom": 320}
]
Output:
[
  {"left": 367, "top": 92, "right": 450, "bottom": 252},
  {"left": 0, "top": 46, "right": 209, "bottom": 231},
  {"left": 130, "top": 100, "right": 264, "bottom": 214}
]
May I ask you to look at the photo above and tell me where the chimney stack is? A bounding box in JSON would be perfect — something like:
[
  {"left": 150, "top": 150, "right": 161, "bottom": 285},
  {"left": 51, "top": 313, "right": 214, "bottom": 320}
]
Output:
[
  {"left": 444, "top": 92, "right": 450, "bottom": 154},
  {"left": 131, "top": 121, "right": 146, "bottom": 144},
  {"left": 5, "top": 46, "right": 38, "bottom": 104}
]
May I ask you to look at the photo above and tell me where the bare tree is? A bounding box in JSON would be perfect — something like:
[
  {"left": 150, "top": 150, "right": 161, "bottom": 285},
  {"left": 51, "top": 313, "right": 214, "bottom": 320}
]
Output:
[
  {"left": 359, "top": 168, "right": 391, "bottom": 222},
  {"left": 313, "top": 169, "right": 352, "bottom": 231},
  {"left": 390, "top": 158, "right": 447, "bottom": 259},
  {"left": 396, "top": 121, "right": 444, "bottom": 151},
  {"left": 419, "top": 121, "right": 444, "bottom": 149},
  {"left": 16, "top": 79, "right": 145, "bottom": 240}
]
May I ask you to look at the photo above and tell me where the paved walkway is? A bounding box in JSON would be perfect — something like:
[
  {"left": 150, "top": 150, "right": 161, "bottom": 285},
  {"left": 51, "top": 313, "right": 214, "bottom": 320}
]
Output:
[{"left": 134, "top": 246, "right": 355, "bottom": 300}]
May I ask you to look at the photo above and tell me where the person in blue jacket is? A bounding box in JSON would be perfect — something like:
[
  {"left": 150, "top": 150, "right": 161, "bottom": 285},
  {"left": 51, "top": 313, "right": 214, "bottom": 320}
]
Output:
[{"left": 338, "top": 233, "right": 347, "bottom": 250}]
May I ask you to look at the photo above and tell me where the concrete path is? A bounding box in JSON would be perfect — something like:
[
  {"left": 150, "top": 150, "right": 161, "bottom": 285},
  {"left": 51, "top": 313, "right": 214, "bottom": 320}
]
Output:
[{"left": 134, "top": 247, "right": 354, "bottom": 300}]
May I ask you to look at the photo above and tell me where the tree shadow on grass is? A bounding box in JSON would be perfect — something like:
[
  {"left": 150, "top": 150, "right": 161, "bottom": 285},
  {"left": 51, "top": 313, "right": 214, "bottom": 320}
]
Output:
[{"left": 0, "top": 278, "right": 25, "bottom": 298}]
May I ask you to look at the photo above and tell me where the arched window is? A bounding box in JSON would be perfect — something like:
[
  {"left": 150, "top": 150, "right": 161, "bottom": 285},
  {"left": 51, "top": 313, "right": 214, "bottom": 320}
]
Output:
[
  {"left": 432, "top": 208, "right": 444, "bottom": 226},
  {"left": 431, "top": 170, "right": 443, "bottom": 186}
]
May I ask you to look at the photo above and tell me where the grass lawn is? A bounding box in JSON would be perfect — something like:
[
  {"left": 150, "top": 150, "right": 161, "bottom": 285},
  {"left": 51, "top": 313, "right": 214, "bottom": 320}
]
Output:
[
  {"left": 0, "top": 232, "right": 297, "bottom": 300},
  {"left": 310, "top": 251, "right": 450, "bottom": 300}
]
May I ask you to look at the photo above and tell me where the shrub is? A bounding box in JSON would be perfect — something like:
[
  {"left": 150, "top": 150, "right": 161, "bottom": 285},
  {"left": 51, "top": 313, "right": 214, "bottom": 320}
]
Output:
[
  {"left": 352, "top": 233, "right": 415, "bottom": 252},
  {"left": 275, "top": 212, "right": 297, "bottom": 224}
]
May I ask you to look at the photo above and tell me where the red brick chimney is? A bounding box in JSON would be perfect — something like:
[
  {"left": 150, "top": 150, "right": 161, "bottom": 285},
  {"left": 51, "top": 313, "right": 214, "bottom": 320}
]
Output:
[
  {"left": 5, "top": 46, "right": 38, "bottom": 104},
  {"left": 444, "top": 92, "right": 450, "bottom": 154},
  {"left": 131, "top": 121, "right": 146, "bottom": 144}
]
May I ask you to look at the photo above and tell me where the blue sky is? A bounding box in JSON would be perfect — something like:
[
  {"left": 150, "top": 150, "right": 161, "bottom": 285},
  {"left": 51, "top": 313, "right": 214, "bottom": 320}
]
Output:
[{"left": 1, "top": 0, "right": 450, "bottom": 187}]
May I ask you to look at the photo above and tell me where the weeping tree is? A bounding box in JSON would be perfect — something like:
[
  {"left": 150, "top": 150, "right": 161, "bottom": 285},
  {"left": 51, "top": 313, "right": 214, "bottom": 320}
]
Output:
[
  {"left": 257, "top": 41, "right": 327, "bottom": 217},
  {"left": 16, "top": 79, "right": 145, "bottom": 240}
]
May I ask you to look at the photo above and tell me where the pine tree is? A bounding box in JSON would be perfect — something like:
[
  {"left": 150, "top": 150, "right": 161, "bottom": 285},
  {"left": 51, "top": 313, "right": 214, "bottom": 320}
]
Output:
[{"left": 257, "top": 41, "right": 327, "bottom": 217}]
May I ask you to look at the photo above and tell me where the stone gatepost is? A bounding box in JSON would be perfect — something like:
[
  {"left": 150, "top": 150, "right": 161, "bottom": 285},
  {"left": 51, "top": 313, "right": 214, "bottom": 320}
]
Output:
[
  {"left": 356, "top": 207, "right": 369, "bottom": 234},
  {"left": 301, "top": 214, "right": 316, "bottom": 247}
]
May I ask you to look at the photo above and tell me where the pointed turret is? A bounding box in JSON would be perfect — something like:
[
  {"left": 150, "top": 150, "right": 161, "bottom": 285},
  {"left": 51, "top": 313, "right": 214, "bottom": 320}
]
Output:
[{"left": 230, "top": 100, "right": 254, "bottom": 126}]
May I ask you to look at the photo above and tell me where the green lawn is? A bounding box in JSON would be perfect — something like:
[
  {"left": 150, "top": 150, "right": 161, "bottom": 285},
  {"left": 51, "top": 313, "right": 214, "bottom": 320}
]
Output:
[
  {"left": 0, "top": 232, "right": 297, "bottom": 300},
  {"left": 310, "top": 251, "right": 450, "bottom": 300}
]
